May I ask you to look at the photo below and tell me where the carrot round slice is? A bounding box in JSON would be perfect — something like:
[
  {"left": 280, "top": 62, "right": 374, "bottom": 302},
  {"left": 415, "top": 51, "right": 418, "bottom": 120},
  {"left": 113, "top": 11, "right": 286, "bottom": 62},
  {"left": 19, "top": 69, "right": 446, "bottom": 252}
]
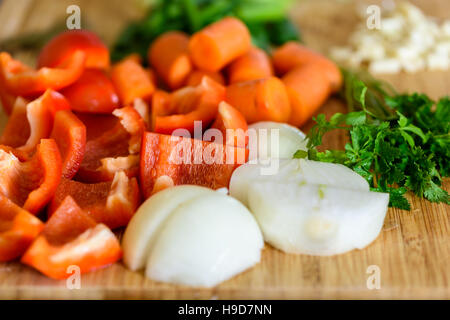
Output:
[
  {"left": 148, "top": 31, "right": 192, "bottom": 90},
  {"left": 282, "top": 64, "right": 331, "bottom": 127},
  {"left": 189, "top": 17, "right": 251, "bottom": 72},
  {"left": 22, "top": 196, "right": 121, "bottom": 279},
  {"left": 225, "top": 77, "right": 291, "bottom": 123},
  {"left": 228, "top": 47, "right": 273, "bottom": 84}
]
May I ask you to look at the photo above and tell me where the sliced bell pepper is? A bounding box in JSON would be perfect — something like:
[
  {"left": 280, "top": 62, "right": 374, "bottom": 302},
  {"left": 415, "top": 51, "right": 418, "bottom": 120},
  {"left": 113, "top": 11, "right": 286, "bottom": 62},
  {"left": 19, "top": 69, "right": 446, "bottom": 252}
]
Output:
[
  {"left": 49, "top": 172, "right": 140, "bottom": 229},
  {"left": 140, "top": 132, "right": 247, "bottom": 199},
  {"left": 38, "top": 30, "right": 110, "bottom": 70},
  {"left": 0, "top": 51, "right": 86, "bottom": 96},
  {"left": 110, "top": 55, "right": 155, "bottom": 105},
  {"left": 0, "top": 194, "right": 44, "bottom": 262},
  {"left": 0, "top": 90, "right": 71, "bottom": 153},
  {"left": 50, "top": 110, "right": 86, "bottom": 179},
  {"left": 21, "top": 196, "right": 122, "bottom": 280},
  {"left": 0, "top": 71, "right": 16, "bottom": 115},
  {"left": 153, "top": 76, "right": 225, "bottom": 135},
  {"left": 211, "top": 101, "right": 248, "bottom": 148},
  {"left": 0, "top": 139, "right": 62, "bottom": 214},
  {"left": 60, "top": 69, "right": 119, "bottom": 114},
  {"left": 75, "top": 112, "right": 118, "bottom": 141},
  {"left": 76, "top": 106, "right": 145, "bottom": 183}
]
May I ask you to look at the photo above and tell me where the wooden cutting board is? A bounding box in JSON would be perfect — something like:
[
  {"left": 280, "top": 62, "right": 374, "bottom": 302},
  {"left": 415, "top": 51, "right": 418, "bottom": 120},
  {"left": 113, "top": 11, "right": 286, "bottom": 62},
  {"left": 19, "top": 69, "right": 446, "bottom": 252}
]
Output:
[{"left": 0, "top": 0, "right": 448, "bottom": 299}]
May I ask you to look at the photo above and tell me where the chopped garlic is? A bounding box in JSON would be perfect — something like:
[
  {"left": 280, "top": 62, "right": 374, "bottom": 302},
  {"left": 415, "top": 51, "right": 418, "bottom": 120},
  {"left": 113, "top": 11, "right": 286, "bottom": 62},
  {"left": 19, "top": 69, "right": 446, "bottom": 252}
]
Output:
[{"left": 330, "top": 1, "right": 450, "bottom": 73}]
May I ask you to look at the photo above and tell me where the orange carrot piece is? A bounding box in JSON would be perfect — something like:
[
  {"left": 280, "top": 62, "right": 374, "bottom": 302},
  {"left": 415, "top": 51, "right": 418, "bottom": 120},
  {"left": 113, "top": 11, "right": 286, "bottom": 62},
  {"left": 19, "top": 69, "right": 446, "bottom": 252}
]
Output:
[
  {"left": 148, "top": 31, "right": 192, "bottom": 90},
  {"left": 111, "top": 56, "right": 155, "bottom": 105},
  {"left": 189, "top": 17, "right": 251, "bottom": 72},
  {"left": 185, "top": 70, "right": 225, "bottom": 87},
  {"left": 228, "top": 47, "right": 273, "bottom": 84},
  {"left": 282, "top": 64, "right": 331, "bottom": 128},
  {"left": 272, "top": 42, "right": 342, "bottom": 91},
  {"left": 225, "top": 76, "right": 291, "bottom": 124}
]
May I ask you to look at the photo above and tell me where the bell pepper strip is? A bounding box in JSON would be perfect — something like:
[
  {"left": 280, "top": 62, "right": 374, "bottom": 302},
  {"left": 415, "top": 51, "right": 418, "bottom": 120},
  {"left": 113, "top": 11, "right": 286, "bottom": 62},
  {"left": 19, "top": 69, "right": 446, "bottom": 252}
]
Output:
[
  {"left": 60, "top": 69, "right": 119, "bottom": 114},
  {"left": 185, "top": 70, "right": 225, "bottom": 87},
  {"left": 189, "top": 17, "right": 251, "bottom": 72},
  {"left": 49, "top": 172, "right": 140, "bottom": 229},
  {"left": 225, "top": 77, "right": 291, "bottom": 124},
  {"left": 0, "top": 90, "right": 71, "bottom": 153},
  {"left": 0, "top": 71, "right": 16, "bottom": 115},
  {"left": 228, "top": 47, "right": 274, "bottom": 84},
  {"left": 75, "top": 112, "right": 118, "bottom": 141},
  {"left": 0, "top": 194, "right": 44, "bottom": 262},
  {"left": 153, "top": 76, "right": 225, "bottom": 135},
  {"left": 76, "top": 106, "right": 145, "bottom": 183},
  {"left": 0, "top": 139, "right": 62, "bottom": 214},
  {"left": 0, "top": 51, "right": 86, "bottom": 96},
  {"left": 110, "top": 56, "right": 155, "bottom": 105},
  {"left": 50, "top": 110, "right": 86, "bottom": 179},
  {"left": 38, "top": 30, "right": 110, "bottom": 70},
  {"left": 133, "top": 98, "right": 150, "bottom": 129},
  {"left": 271, "top": 42, "right": 343, "bottom": 92},
  {"left": 282, "top": 64, "right": 332, "bottom": 128},
  {"left": 140, "top": 132, "right": 247, "bottom": 199},
  {"left": 211, "top": 101, "right": 248, "bottom": 148},
  {"left": 22, "top": 196, "right": 122, "bottom": 280},
  {"left": 149, "top": 31, "right": 192, "bottom": 90}
]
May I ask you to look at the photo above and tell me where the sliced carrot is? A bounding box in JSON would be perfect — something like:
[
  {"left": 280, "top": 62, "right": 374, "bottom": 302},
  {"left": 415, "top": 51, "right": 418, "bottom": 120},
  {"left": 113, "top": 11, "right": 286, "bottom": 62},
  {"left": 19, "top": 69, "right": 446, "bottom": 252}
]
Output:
[
  {"left": 272, "top": 41, "right": 342, "bottom": 91},
  {"left": 228, "top": 47, "right": 273, "bottom": 84},
  {"left": 282, "top": 64, "right": 331, "bottom": 127},
  {"left": 185, "top": 70, "right": 225, "bottom": 87},
  {"left": 148, "top": 31, "right": 192, "bottom": 90},
  {"left": 111, "top": 55, "right": 155, "bottom": 105},
  {"left": 189, "top": 17, "right": 251, "bottom": 72},
  {"left": 225, "top": 77, "right": 291, "bottom": 124}
]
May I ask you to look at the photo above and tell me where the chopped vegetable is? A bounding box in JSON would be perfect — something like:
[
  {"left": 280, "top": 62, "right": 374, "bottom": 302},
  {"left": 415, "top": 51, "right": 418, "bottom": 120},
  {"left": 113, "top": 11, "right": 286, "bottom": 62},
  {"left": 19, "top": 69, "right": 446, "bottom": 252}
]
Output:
[
  {"left": 228, "top": 47, "right": 273, "bottom": 84},
  {"left": 185, "top": 70, "right": 225, "bottom": 87},
  {"left": 211, "top": 101, "right": 248, "bottom": 148},
  {"left": 22, "top": 196, "right": 122, "bottom": 279}
]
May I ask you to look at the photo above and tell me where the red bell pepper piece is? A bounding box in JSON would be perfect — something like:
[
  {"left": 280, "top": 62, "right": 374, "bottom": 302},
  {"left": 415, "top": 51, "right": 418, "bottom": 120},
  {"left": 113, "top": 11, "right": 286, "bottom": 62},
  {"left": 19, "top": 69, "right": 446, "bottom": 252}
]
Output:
[
  {"left": 152, "top": 76, "right": 225, "bottom": 134},
  {"left": 0, "top": 194, "right": 44, "bottom": 262},
  {"left": 0, "top": 51, "right": 86, "bottom": 96},
  {"left": 60, "top": 69, "right": 119, "bottom": 114},
  {"left": 110, "top": 55, "right": 155, "bottom": 105},
  {"left": 38, "top": 30, "right": 110, "bottom": 70},
  {"left": 0, "top": 90, "right": 71, "bottom": 153},
  {"left": 211, "top": 101, "right": 249, "bottom": 148},
  {"left": 50, "top": 110, "right": 86, "bottom": 179},
  {"left": 21, "top": 196, "right": 122, "bottom": 280},
  {"left": 76, "top": 106, "right": 145, "bottom": 183},
  {"left": 140, "top": 132, "right": 247, "bottom": 199},
  {"left": 49, "top": 172, "right": 140, "bottom": 229},
  {"left": 75, "top": 112, "right": 118, "bottom": 140},
  {"left": 0, "top": 71, "right": 16, "bottom": 115},
  {"left": 0, "top": 139, "right": 62, "bottom": 214}
]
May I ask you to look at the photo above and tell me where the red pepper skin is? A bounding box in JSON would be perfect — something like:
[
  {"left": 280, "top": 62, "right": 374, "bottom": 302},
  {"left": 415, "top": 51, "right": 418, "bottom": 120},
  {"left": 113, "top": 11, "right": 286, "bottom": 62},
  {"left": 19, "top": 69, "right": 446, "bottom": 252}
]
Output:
[
  {"left": 50, "top": 110, "right": 86, "bottom": 179},
  {"left": 211, "top": 101, "right": 249, "bottom": 148},
  {"left": 0, "top": 194, "right": 44, "bottom": 262},
  {"left": 0, "top": 51, "right": 86, "bottom": 96},
  {"left": 49, "top": 172, "right": 140, "bottom": 229},
  {"left": 38, "top": 30, "right": 110, "bottom": 70},
  {"left": 140, "top": 132, "right": 247, "bottom": 199},
  {"left": 60, "top": 69, "right": 119, "bottom": 114},
  {"left": 21, "top": 196, "right": 122, "bottom": 280},
  {"left": 0, "top": 71, "right": 16, "bottom": 115},
  {"left": 0, "top": 90, "right": 71, "bottom": 153},
  {"left": 76, "top": 106, "right": 145, "bottom": 183},
  {"left": 0, "top": 139, "right": 62, "bottom": 214},
  {"left": 153, "top": 76, "right": 225, "bottom": 135}
]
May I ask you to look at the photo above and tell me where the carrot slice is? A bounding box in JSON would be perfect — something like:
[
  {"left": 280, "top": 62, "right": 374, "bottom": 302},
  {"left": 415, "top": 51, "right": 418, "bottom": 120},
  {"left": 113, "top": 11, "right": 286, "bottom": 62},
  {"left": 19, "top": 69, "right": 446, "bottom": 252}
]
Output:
[
  {"left": 282, "top": 64, "right": 331, "bottom": 127},
  {"left": 22, "top": 196, "right": 122, "bottom": 279},
  {"left": 148, "top": 31, "right": 192, "bottom": 90},
  {"left": 111, "top": 55, "right": 155, "bottom": 105},
  {"left": 189, "top": 17, "right": 251, "bottom": 72},
  {"left": 272, "top": 42, "right": 342, "bottom": 91},
  {"left": 50, "top": 110, "right": 86, "bottom": 179},
  {"left": 228, "top": 47, "right": 273, "bottom": 84},
  {"left": 225, "top": 77, "right": 291, "bottom": 123}
]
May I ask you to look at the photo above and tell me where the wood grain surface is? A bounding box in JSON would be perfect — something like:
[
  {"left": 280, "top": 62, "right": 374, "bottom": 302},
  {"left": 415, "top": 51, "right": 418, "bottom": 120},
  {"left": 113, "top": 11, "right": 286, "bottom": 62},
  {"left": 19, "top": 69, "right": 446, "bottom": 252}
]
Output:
[{"left": 0, "top": 0, "right": 448, "bottom": 299}]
